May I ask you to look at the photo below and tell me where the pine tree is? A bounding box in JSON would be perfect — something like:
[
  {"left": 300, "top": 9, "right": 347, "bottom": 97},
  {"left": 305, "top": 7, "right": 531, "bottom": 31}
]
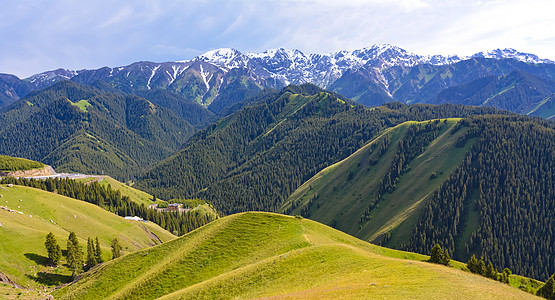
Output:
[
  {"left": 478, "top": 257, "right": 486, "bottom": 276},
  {"left": 485, "top": 262, "right": 497, "bottom": 279},
  {"left": 94, "top": 237, "right": 103, "bottom": 263},
  {"left": 428, "top": 244, "right": 450, "bottom": 265},
  {"left": 111, "top": 238, "right": 122, "bottom": 259},
  {"left": 66, "top": 232, "right": 83, "bottom": 277},
  {"left": 442, "top": 249, "right": 451, "bottom": 266},
  {"left": 467, "top": 255, "right": 480, "bottom": 274},
  {"left": 44, "top": 232, "right": 61, "bottom": 266},
  {"left": 86, "top": 238, "right": 97, "bottom": 270},
  {"left": 500, "top": 268, "right": 512, "bottom": 284},
  {"left": 537, "top": 274, "right": 555, "bottom": 300}
]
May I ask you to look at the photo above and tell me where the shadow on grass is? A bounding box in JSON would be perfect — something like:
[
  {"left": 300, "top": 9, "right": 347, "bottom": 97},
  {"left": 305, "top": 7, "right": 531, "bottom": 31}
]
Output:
[
  {"left": 25, "top": 272, "right": 73, "bottom": 286},
  {"left": 24, "top": 253, "right": 50, "bottom": 267}
]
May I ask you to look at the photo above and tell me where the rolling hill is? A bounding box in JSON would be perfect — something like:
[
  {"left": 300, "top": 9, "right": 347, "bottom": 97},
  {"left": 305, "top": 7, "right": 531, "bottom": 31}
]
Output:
[
  {"left": 283, "top": 115, "right": 554, "bottom": 280},
  {"left": 0, "top": 184, "right": 175, "bottom": 288},
  {"left": 53, "top": 212, "right": 539, "bottom": 299}
]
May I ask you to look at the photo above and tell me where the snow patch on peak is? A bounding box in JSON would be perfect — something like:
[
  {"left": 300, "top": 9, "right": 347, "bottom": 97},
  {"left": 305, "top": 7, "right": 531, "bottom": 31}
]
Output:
[
  {"left": 470, "top": 48, "right": 554, "bottom": 64},
  {"left": 197, "top": 48, "right": 242, "bottom": 66},
  {"left": 147, "top": 65, "right": 160, "bottom": 90},
  {"left": 199, "top": 64, "right": 211, "bottom": 91}
]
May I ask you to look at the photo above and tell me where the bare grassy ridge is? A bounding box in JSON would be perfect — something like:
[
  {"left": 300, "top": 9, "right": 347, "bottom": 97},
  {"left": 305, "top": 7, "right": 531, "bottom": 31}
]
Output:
[{"left": 55, "top": 212, "right": 537, "bottom": 299}]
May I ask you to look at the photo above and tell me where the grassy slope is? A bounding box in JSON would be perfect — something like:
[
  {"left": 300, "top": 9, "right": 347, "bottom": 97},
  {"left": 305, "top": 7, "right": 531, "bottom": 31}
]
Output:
[
  {"left": 55, "top": 212, "right": 537, "bottom": 299},
  {"left": 0, "top": 185, "right": 175, "bottom": 288},
  {"left": 282, "top": 119, "right": 475, "bottom": 248}
]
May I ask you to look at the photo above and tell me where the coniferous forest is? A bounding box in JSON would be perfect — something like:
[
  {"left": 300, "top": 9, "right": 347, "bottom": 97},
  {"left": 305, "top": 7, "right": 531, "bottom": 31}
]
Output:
[{"left": 407, "top": 115, "right": 554, "bottom": 280}]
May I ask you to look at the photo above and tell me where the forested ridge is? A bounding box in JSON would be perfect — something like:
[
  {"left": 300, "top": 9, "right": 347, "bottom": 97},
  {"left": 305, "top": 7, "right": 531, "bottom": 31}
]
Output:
[
  {"left": 407, "top": 115, "right": 555, "bottom": 280},
  {"left": 137, "top": 84, "right": 508, "bottom": 214},
  {"left": 0, "top": 81, "right": 196, "bottom": 180}
]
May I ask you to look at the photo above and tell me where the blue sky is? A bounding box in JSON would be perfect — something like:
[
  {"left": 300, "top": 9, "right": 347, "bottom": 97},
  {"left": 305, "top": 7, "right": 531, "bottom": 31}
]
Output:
[{"left": 1, "top": 0, "right": 554, "bottom": 78}]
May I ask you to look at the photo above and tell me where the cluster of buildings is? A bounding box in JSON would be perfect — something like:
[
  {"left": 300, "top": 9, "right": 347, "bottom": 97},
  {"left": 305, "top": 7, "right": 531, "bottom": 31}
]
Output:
[{"left": 147, "top": 203, "right": 192, "bottom": 213}]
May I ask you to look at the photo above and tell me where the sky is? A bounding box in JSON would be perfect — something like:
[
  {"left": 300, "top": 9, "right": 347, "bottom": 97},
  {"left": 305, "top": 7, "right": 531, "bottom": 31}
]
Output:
[{"left": 1, "top": 0, "right": 555, "bottom": 78}]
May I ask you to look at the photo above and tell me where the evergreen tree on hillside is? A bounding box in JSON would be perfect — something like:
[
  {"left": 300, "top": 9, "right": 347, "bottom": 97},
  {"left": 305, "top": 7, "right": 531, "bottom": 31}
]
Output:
[
  {"left": 66, "top": 232, "right": 83, "bottom": 277},
  {"left": 111, "top": 238, "right": 122, "bottom": 259},
  {"left": 44, "top": 232, "right": 62, "bottom": 266},
  {"left": 485, "top": 262, "right": 498, "bottom": 279},
  {"left": 428, "top": 244, "right": 450, "bottom": 266},
  {"left": 501, "top": 268, "right": 512, "bottom": 284},
  {"left": 94, "top": 237, "right": 103, "bottom": 263},
  {"left": 467, "top": 255, "right": 480, "bottom": 274},
  {"left": 537, "top": 274, "right": 555, "bottom": 299},
  {"left": 86, "top": 237, "right": 98, "bottom": 270}
]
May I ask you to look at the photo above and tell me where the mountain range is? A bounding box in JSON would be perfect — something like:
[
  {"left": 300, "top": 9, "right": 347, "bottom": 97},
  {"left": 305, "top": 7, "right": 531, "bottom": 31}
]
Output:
[{"left": 2, "top": 44, "right": 555, "bottom": 118}]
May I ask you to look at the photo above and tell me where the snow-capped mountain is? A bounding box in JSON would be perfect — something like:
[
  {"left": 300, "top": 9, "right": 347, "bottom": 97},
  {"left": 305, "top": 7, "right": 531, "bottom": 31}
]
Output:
[
  {"left": 2, "top": 44, "right": 554, "bottom": 111},
  {"left": 184, "top": 44, "right": 554, "bottom": 87},
  {"left": 470, "top": 48, "right": 554, "bottom": 64}
]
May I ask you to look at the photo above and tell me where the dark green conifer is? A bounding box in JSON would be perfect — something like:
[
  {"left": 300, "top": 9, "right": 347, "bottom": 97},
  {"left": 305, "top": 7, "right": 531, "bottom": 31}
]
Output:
[
  {"left": 66, "top": 232, "right": 83, "bottom": 277},
  {"left": 111, "top": 238, "right": 122, "bottom": 259},
  {"left": 94, "top": 237, "right": 103, "bottom": 263},
  {"left": 428, "top": 244, "right": 450, "bottom": 266},
  {"left": 467, "top": 254, "right": 480, "bottom": 274},
  {"left": 478, "top": 257, "right": 486, "bottom": 275},
  {"left": 86, "top": 238, "right": 97, "bottom": 270},
  {"left": 537, "top": 274, "right": 555, "bottom": 300},
  {"left": 44, "top": 232, "right": 62, "bottom": 266},
  {"left": 485, "top": 262, "right": 497, "bottom": 279}
]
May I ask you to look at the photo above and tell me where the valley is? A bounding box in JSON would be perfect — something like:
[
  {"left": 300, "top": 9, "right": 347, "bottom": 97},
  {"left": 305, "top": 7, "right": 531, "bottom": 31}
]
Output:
[{"left": 0, "top": 45, "right": 553, "bottom": 299}]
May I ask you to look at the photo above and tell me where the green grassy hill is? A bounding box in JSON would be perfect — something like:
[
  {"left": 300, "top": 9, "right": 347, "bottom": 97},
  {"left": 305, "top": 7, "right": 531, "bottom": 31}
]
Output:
[
  {"left": 54, "top": 212, "right": 538, "bottom": 299},
  {"left": 0, "top": 184, "right": 175, "bottom": 288},
  {"left": 282, "top": 119, "right": 472, "bottom": 247}
]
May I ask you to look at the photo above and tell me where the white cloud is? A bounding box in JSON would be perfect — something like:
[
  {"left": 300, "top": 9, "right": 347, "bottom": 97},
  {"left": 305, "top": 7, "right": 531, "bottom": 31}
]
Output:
[{"left": 1, "top": 0, "right": 554, "bottom": 77}]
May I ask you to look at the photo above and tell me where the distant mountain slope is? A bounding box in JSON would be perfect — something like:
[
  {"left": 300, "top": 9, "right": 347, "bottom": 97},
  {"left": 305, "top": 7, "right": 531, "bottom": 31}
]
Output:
[
  {"left": 332, "top": 58, "right": 555, "bottom": 108},
  {"left": 2, "top": 45, "right": 553, "bottom": 117},
  {"left": 54, "top": 212, "right": 537, "bottom": 300},
  {"left": 136, "top": 84, "right": 507, "bottom": 213},
  {"left": 0, "top": 184, "right": 175, "bottom": 288},
  {"left": 432, "top": 70, "right": 555, "bottom": 118},
  {"left": 284, "top": 115, "right": 554, "bottom": 281},
  {"left": 0, "top": 81, "right": 195, "bottom": 180}
]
